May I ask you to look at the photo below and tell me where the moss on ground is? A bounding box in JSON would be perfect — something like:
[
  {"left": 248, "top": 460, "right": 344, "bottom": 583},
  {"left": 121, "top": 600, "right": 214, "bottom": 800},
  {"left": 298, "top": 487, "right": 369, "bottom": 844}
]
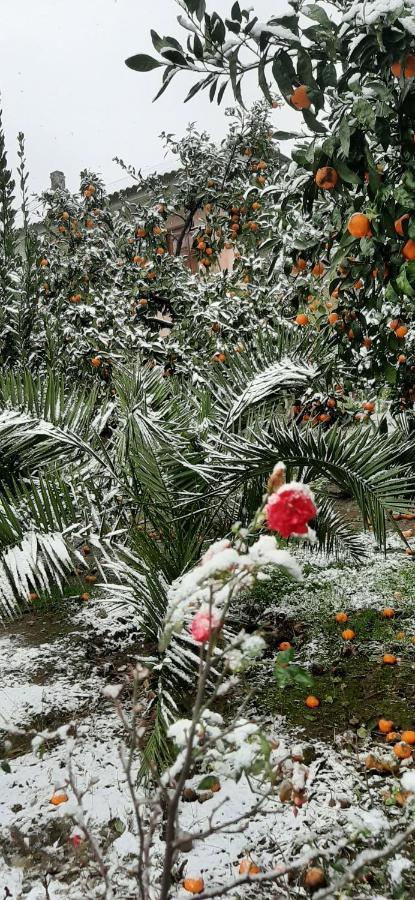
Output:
[{"left": 241, "top": 551, "right": 415, "bottom": 743}]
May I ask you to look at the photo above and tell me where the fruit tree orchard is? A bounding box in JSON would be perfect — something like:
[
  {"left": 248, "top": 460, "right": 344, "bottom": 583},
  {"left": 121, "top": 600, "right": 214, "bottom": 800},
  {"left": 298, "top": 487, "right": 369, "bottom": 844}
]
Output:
[{"left": 128, "top": 0, "right": 415, "bottom": 411}]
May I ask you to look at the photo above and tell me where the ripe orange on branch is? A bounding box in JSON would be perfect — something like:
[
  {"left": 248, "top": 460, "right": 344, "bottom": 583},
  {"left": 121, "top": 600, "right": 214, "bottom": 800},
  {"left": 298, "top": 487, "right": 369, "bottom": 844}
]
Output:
[
  {"left": 315, "top": 167, "right": 338, "bottom": 190},
  {"left": 403, "top": 239, "right": 415, "bottom": 259},
  {"left": 289, "top": 85, "right": 311, "bottom": 110},
  {"left": 394, "top": 213, "right": 410, "bottom": 236},
  {"left": 347, "top": 213, "right": 371, "bottom": 239},
  {"left": 391, "top": 55, "right": 415, "bottom": 78}
]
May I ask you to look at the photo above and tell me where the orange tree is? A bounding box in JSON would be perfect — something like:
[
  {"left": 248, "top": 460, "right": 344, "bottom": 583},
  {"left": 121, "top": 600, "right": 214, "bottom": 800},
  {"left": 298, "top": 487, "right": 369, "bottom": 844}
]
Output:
[
  {"left": 128, "top": 0, "right": 415, "bottom": 410},
  {"left": 19, "top": 105, "right": 292, "bottom": 381}
]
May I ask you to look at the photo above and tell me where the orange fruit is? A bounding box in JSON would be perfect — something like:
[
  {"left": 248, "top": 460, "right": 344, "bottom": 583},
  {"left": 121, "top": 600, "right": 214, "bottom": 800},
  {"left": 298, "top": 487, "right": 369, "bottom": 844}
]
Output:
[
  {"left": 197, "top": 241, "right": 206, "bottom": 250},
  {"left": 341, "top": 629, "right": 355, "bottom": 640},
  {"left": 304, "top": 868, "right": 326, "bottom": 890},
  {"left": 389, "top": 319, "right": 399, "bottom": 330},
  {"left": 239, "top": 859, "right": 261, "bottom": 875},
  {"left": 50, "top": 791, "right": 68, "bottom": 806},
  {"left": 62, "top": 211, "right": 69, "bottom": 220},
  {"left": 183, "top": 877, "right": 205, "bottom": 894},
  {"left": 91, "top": 357, "right": 101, "bottom": 368},
  {"left": 312, "top": 261, "right": 325, "bottom": 277},
  {"left": 156, "top": 246, "right": 165, "bottom": 256},
  {"left": 69, "top": 294, "right": 81, "bottom": 303},
  {"left": 347, "top": 213, "right": 371, "bottom": 239},
  {"left": 402, "top": 731, "right": 415, "bottom": 744},
  {"left": 278, "top": 641, "right": 292, "bottom": 651},
  {"left": 79, "top": 592, "right": 90, "bottom": 602},
  {"left": 386, "top": 731, "right": 401, "bottom": 742},
  {"left": 398, "top": 354, "right": 407, "bottom": 364},
  {"left": 136, "top": 228, "right": 146, "bottom": 238},
  {"left": 214, "top": 352, "right": 226, "bottom": 363},
  {"left": 29, "top": 592, "right": 39, "bottom": 602},
  {"left": 296, "top": 257, "right": 307, "bottom": 271},
  {"left": 394, "top": 214, "right": 410, "bottom": 237},
  {"left": 403, "top": 239, "right": 415, "bottom": 260},
  {"left": 383, "top": 654, "right": 397, "bottom": 665},
  {"left": 362, "top": 401, "right": 375, "bottom": 412},
  {"left": 257, "top": 160, "right": 267, "bottom": 170},
  {"left": 362, "top": 336, "right": 372, "bottom": 349},
  {"left": 85, "top": 219, "right": 94, "bottom": 228},
  {"left": 290, "top": 85, "right": 311, "bottom": 110},
  {"left": 305, "top": 695, "right": 320, "bottom": 708},
  {"left": 396, "top": 325, "right": 408, "bottom": 339},
  {"left": 327, "top": 398, "right": 336, "bottom": 408},
  {"left": 393, "top": 742, "right": 412, "bottom": 759},
  {"left": 378, "top": 719, "right": 394, "bottom": 733},
  {"left": 335, "top": 612, "right": 348, "bottom": 623},
  {"left": 315, "top": 166, "right": 338, "bottom": 189},
  {"left": 391, "top": 55, "right": 415, "bottom": 78},
  {"left": 39, "top": 258, "right": 49, "bottom": 267},
  {"left": 382, "top": 607, "right": 395, "bottom": 618},
  {"left": 153, "top": 225, "right": 162, "bottom": 236},
  {"left": 295, "top": 314, "right": 309, "bottom": 326}
]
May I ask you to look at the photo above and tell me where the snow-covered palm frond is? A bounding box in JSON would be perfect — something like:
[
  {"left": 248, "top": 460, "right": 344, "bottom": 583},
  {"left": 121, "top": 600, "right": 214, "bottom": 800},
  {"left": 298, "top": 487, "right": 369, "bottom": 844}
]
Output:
[
  {"left": 225, "top": 357, "right": 319, "bottom": 426},
  {"left": 208, "top": 327, "right": 340, "bottom": 427},
  {"left": 0, "top": 531, "right": 72, "bottom": 622},
  {"left": 192, "top": 422, "right": 415, "bottom": 553}
]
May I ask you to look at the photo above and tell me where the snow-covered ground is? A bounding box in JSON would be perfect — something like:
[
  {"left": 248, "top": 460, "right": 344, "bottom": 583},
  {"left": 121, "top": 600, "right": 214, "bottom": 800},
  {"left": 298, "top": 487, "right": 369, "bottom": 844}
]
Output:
[{"left": 1, "top": 535, "right": 415, "bottom": 898}]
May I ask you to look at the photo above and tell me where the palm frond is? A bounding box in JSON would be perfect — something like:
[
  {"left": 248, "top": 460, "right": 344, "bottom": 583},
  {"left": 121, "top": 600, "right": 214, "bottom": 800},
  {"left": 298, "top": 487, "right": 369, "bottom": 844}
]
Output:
[
  {"left": 191, "top": 422, "right": 415, "bottom": 552},
  {"left": 312, "top": 495, "right": 367, "bottom": 561}
]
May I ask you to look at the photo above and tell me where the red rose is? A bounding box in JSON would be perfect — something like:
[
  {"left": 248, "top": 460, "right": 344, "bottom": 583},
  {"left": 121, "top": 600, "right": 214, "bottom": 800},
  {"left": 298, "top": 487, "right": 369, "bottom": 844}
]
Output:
[{"left": 265, "top": 484, "right": 317, "bottom": 538}]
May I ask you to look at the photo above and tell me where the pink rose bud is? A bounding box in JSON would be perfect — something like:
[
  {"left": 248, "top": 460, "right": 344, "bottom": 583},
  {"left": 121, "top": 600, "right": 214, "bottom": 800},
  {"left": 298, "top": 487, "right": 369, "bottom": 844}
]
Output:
[{"left": 190, "top": 609, "right": 221, "bottom": 643}]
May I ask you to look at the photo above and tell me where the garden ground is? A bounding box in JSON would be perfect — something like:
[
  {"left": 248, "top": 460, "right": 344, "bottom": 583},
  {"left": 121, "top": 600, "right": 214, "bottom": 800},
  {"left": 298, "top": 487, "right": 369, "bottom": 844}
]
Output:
[{"left": 2, "top": 518, "right": 415, "bottom": 898}]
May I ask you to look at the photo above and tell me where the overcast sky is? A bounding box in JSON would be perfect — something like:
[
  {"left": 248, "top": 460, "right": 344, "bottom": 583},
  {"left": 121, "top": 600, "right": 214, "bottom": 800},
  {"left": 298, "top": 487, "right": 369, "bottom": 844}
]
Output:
[{"left": 1, "top": 0, "right": 297, "bottom": 214}]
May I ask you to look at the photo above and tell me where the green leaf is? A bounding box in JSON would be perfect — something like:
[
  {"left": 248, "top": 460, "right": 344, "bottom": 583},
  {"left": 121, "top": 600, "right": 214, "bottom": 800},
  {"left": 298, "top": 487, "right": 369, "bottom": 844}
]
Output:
[
  {"left": 217, "top": 81, "right": 228, "bottom": 104},
  {"left": 297, "top": 48, "right": 314, "bottom": 86},
  {"left": 272, "top": 50, "right": 296, "bottom": 98},
  {"left": 161, "top": 49, "right": 189, "bottom": 67},
  {"left": 273, "top": 130, "right": 300, "bottom": 140},
  {"left": 193, "top": 33, "right": 204, "bottom": 60},
  {"left": 339, "top": 118, "right": 351, "bottom": 156},
  {"left": 125, "top": 54, "right": 163, "bottom": 72},
  {"left": 302, "top": 108, "right": 327, "bottom": 134},
  {"left": 303, "top": 3, "right": 332, "bottom": 27},
  {"left": 334, "top": 160, "right": 361, "bottom": 184},
  {"left": 231, "top": 1, "right": 242, "bottom": 21},
  {"left": 258, "top": 57, "right": 273, "bottom": 104}
]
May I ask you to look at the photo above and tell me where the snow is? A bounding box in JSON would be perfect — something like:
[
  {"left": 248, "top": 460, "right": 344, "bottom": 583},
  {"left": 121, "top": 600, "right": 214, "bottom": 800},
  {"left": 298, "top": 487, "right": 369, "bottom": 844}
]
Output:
[{"left": 1, "top": 535, "right": 415, "bottom": 896}]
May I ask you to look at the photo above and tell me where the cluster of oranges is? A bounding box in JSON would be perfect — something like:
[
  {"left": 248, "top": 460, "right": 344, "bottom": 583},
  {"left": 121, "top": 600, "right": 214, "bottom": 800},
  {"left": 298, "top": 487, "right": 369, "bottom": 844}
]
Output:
[
  {"left": 291, "top": 394, "right": 340, "bottom": 428},
  {"left": 377, "top": 717, "right": 415, "bottom": 761}
]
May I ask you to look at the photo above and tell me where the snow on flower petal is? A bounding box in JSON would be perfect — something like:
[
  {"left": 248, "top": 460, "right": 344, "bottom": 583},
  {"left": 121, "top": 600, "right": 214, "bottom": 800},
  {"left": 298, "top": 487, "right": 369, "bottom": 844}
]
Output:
[{"left": 190, "top": 607, "right": 221, "bottom": 643}]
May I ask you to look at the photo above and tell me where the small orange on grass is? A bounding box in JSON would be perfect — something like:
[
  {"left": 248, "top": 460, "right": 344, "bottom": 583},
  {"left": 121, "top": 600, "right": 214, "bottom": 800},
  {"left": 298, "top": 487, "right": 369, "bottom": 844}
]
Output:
[
  {"left": 378, "top": 719, "right": 394, "bottom": 734},
  {"left": 295, "top": 314, "right": 309, "bottom": 326},
  {"left": 393, "top": 742, "right": 412, "bottom": 760},
  {"left": 382, "top": 607, "right": 395, "bottom": 618},
  {"left": 79, "top": 592, "right": 90, "bottom": 602},
  {"left": 401, "top": 731, "right": 415, "bottom": 745},
  {"left": 341, "top": 629, "right": 356, "bottom": 641},
  {"left": 335, "top": 612, "right": 348, "bottom": 624},
  {"left": 386, "top": 731, "right": 401, "bottom": 742},
  {"left": 91, "top": 357, "right": 101, "bottom": 368},
  {"left": 305, "top": 695, "right": 320, "bottom": 709},
  {"left": 383, "top": 653, "right": 398, "bottom": 665},
  {"left": 278, "top": 641, "right": 292, "bottom": 651}
]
